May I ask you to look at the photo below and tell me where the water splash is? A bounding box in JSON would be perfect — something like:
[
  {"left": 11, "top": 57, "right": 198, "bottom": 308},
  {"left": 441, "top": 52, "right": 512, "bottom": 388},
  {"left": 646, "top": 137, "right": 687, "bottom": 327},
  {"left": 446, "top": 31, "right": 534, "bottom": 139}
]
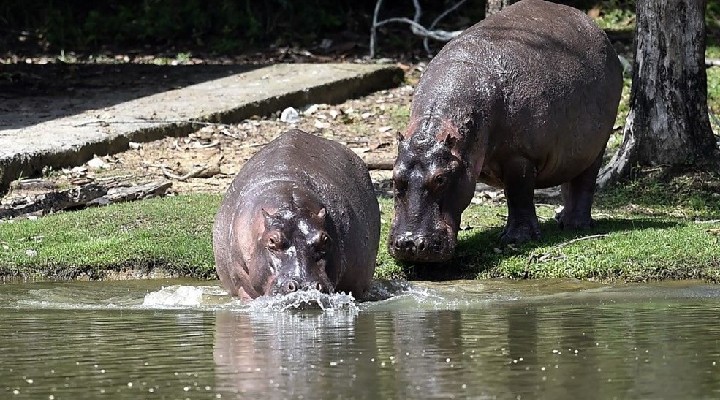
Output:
[
  {"left": 363, "top": 279, "right": 412, "bottom": 301},
  {"left": 249, "top": 289, "right": 358, "bottom": 313},
  {"left": 140, "top": 285, "right": 363, "bottom": 314},
  {"left": 143, "top": 285, "right": 203, "bottom": 307}
]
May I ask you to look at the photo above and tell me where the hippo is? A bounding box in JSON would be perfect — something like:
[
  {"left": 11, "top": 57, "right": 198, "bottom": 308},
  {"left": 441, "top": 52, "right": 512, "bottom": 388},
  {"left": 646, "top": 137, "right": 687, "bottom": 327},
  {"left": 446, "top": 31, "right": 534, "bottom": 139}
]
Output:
[
  {"left": 388, "top": 0, "right": 623, "bottom": 262},
  {"left": 213, "top": 129, "right": 380, "bottom": 299}
]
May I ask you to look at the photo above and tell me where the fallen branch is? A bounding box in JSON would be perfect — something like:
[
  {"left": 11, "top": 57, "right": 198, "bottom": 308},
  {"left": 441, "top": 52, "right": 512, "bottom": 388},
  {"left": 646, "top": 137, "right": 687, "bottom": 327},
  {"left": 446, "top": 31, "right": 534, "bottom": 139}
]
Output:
[
  {"left": 162, "top": 165, "right": 219, "bottom": 181},
  {"left": 195, "top": 140, "right": 220, "bottom": 149},
  {"left": 88, "top": 181, "right": 173, "bottom": 206},
  {"left": 0, "top": 180, "right": 172, "bottom": 219},
  {"left": 161, "top": 156, "right": 224, "bottom": 181},
  {"left": 555, "top": 234, "right": 609, "bottom": 248},
  {"left": 237, "top": 142, "right": 267, "bottom": 150},
  {"left": 365, "top": 160, "right": 394, "bottom": 170},
  {"left": 528, "top": 233, "right": 608, "bottom": 264},
  {"left": 73, "top": 118, "right": 234, "bottom": 128}
]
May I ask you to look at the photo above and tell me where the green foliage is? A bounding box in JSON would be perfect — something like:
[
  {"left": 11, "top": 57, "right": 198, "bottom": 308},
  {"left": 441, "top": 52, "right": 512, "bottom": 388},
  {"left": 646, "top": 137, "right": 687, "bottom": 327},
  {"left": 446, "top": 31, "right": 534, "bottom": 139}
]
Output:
[
  {"left": 710, "top": 67, "right": 720, "bottom": 135},
  {"left": 708, "top": 0, "right": 720, "bottom": 30},
  {"left": 708, "top": 67, "right": 720, "bottom": 110},
  {"left": 1, "top": 0, "right": 367, "bottom": 53},
  {"left": 605, "top": 77, "right": 632, "bottom": 155},
  {"left": 590, "top": 0, "right": 636, "bottom": 31}
]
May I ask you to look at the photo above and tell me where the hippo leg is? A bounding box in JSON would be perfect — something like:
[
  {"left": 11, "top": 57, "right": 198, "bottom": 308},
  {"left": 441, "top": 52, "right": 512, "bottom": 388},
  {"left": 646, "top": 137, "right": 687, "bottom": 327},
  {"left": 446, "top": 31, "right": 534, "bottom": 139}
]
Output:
[
  {"left": 556, "top": 150, "right": 604, "bottom": 230},
  {"left": 500, "top": 157, "right": 541, "bottom": 244}
]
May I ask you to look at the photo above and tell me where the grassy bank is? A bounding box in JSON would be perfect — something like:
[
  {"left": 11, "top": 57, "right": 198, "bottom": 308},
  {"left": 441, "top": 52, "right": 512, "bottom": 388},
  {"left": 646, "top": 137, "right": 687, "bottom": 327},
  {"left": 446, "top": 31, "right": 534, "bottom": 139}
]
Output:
[{"left": 1, "top": 174, "right": 718, "bottom": 282}]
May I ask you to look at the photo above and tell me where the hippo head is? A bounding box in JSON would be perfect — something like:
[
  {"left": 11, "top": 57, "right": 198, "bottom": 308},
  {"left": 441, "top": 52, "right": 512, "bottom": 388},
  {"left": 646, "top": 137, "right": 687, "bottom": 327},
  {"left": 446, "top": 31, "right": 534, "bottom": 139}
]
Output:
[
  {"left": 254, "top": 204, "right": 336, "bottom": 296},
  {"left": 388, "top": 117, "right": 480, "bottom": 263}
]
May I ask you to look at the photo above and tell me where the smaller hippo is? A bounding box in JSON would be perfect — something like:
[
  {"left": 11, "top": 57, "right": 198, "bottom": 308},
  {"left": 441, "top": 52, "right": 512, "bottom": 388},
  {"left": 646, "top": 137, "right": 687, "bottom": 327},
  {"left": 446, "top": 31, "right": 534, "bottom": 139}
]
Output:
[
  {"left": 213, "top": 129, "right": 380, "bottom": 300},
  {"left": 388, "top": 0, "right": 623, "bottom": 263}
]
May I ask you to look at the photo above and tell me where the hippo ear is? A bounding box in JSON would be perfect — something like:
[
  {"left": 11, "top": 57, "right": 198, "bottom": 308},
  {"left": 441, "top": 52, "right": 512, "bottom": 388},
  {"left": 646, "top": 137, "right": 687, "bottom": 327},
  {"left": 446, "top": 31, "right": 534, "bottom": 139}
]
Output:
[
  {"left": 396, "top": 131, "right": 404, "bottom": 143},
  {"left": 317, "top": 207, "right": 326, "bottom": 219},
  {"left": 261, "top": 208, "right": 274, "bottom": 224},
  {"left": 443, "top": 135, "right": 459, "bottom": 150}
]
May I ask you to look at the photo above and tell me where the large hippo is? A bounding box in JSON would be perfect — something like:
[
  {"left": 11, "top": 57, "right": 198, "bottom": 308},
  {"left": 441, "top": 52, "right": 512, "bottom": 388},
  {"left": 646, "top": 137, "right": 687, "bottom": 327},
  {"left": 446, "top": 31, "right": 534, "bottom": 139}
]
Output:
[
  {"left": 389, "top": 0, "right": 623, "bottom": 262},
  {"left": 213, "top": 129, "right": 380, "bottom": 299}
]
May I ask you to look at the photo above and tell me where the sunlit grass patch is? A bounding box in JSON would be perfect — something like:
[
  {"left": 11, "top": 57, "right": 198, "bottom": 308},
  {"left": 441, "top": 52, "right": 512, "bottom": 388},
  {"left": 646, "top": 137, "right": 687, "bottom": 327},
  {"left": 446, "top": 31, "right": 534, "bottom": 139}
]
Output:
[{"left": 0, "top": 194, "right": 221, "bottom": 279}]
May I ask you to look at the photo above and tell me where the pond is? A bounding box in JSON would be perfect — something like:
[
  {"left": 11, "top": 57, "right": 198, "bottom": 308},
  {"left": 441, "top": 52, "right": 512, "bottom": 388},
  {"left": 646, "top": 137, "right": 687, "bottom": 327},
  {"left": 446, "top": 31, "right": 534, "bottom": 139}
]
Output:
[{"left": 1, "top": 279, "right": 720, "bottom": 399}]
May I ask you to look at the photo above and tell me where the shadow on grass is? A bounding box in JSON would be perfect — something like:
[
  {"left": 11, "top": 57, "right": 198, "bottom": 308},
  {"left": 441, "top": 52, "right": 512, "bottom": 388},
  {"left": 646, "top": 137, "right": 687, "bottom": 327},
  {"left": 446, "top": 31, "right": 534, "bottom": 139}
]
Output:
[{"left": 400, "top": 217, "right": 680, "bottom": 281}]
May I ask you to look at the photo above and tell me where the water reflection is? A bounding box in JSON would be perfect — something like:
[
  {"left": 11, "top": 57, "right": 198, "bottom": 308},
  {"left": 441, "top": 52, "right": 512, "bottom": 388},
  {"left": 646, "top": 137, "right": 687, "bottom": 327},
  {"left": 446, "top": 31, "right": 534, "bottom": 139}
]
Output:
[
  {"left": 0, "top": 308, "right": 217, "bottom": 399},
  {"left": 2, "top": 280, "right": 720, "bottom": 399},
  {"left": 214, "top": 294, "right": 720, "bottom": 400}
]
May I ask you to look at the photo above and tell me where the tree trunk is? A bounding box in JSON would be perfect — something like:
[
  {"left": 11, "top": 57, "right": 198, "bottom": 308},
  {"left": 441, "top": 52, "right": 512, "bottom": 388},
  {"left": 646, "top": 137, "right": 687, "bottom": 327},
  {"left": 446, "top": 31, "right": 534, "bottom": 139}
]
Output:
[
  {"left": 599, "top": 0, "right": 720, "bottom": 186},
  {"left": 485, "top": 0, "right": 516, "bottom": 16}
]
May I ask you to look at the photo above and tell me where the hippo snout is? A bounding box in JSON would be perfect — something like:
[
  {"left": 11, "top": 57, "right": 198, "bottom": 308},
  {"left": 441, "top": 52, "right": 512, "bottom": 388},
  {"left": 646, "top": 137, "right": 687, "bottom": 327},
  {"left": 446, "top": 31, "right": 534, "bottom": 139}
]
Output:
[
  {"left": 389, "top": 232, "right": 452, "bottom": 263},
  {"left": 273, "top": 277, "right": 325, "bottom": 295}
]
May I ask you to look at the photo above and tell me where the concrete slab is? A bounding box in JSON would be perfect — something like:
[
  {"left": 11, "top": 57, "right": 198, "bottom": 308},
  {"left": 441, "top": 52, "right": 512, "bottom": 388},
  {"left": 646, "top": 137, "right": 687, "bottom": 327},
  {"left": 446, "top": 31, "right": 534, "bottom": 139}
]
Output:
[{"left": 0, "top": 63, "right": 403, "bottom": 195}]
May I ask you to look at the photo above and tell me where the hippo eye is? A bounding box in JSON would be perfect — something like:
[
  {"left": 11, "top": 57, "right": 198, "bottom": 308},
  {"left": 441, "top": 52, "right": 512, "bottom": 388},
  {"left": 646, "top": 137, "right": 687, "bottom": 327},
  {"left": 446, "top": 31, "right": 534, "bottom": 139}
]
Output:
[
  {"left": 432, "top": 174, "right": 448, "bottom": 190},
  {"left": 316, "top": 233, "right": 330, "bottom": 248},
  {"left": 393, "top": 177, "right": 408, "bottom": 197},
  {"left": 313, "top": 233, "right": 331, "bottom": 259},
  {"left": 267, "top": 234, "right": 285, "bottom": 251}
]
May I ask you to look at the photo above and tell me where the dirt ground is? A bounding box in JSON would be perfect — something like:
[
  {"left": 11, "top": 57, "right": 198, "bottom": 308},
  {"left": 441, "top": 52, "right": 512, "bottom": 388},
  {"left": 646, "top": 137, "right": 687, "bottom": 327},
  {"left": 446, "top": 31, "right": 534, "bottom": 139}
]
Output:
[{"left": 3, "top": 65, "right": 424, "bottom": 203}]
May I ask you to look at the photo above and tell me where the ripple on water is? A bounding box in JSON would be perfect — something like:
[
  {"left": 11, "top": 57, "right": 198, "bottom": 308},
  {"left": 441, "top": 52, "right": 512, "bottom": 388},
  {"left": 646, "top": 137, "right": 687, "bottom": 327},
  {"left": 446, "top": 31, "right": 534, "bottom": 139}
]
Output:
[{"left": 6, "top": 278, "right": 557, "bottom": 313}]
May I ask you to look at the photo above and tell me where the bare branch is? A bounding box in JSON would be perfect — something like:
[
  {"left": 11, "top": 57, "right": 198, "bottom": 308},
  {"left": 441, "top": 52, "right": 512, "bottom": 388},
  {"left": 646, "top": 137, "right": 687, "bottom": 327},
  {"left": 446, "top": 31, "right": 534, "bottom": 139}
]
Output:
[
  {"left": 423, "top": 0, "right": 467, "bottom": 56},
  {"left": 370, "top": 0, "right": 466, "bottom": 58}
]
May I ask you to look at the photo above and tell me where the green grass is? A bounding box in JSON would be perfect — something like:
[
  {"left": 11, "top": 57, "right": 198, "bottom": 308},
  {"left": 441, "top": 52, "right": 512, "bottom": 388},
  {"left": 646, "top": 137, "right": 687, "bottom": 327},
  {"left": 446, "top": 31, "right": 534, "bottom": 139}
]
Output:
[
  {"left": 385, "top": 173, "right": 720, "bottom": 283},
  {"left": 1, "top": 176, "right": 719, "bottom": 283},
  {"left": 0, "top": 194, "right": 221, "bottom": 280},
  {"left": 591, "top": 1, "right": 636, "bottom": 31},
  {"left": 710, "top": 67, "right": 720, "bottom": 135}
]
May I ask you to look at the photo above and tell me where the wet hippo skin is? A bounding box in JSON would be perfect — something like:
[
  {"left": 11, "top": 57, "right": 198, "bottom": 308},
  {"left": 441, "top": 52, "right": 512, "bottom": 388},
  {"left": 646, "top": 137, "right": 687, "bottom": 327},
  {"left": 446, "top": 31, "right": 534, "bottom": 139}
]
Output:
[
  {"left": 389, "top": 0, "right": 623, "bottom": 262},
  {"left": 213, "top": 129, "right": 380, "bottom": 299}
]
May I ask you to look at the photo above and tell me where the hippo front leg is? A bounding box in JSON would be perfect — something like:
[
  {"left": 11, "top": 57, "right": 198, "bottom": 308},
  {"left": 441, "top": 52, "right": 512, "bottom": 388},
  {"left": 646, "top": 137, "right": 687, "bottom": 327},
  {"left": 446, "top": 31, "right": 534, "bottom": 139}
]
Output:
[
  {"left": 500, "top": 157, "right": 541, "bottom": 244},
  {"left": 556, "top": 150, "right": 604, "bottom": 230}
]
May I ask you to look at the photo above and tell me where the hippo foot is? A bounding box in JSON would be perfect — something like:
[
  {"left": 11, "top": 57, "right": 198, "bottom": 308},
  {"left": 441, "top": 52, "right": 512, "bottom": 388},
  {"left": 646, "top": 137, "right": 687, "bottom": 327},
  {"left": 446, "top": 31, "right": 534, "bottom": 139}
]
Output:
[
  {"left": 499, "top": 223, "right": 541, "bottom": 245},
  {"left": 555, "top": 211, "right": 594, "bottom": 230}
]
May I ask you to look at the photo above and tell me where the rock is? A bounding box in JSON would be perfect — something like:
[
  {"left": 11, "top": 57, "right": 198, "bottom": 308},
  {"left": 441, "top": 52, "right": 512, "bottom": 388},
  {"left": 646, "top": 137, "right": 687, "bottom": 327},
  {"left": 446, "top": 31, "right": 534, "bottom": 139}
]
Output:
[
  {"left": 87, "top": 157, "right": 108, "bottom": 170},
  {"left": 280, "top": 107, "right": 300, "bottom": 124}
]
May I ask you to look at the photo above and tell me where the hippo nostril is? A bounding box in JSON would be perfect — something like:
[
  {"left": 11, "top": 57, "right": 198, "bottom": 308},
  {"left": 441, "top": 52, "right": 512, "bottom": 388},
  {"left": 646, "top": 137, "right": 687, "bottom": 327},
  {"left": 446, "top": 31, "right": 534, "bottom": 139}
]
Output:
[
  {"left": 415, "top": 237, "right": 427, "bottom": 252},
  {"left": 286, "top": 280, "right": 299, "bottom": 292},
  {"left": 392, "top": 237, "right": 403, "bottom": 251},
  {"left": 393, "top": 235, "right": 424, "bottom": 253},
  {"left": 404, "top": 238, "right": 416, "bottom": 251}
]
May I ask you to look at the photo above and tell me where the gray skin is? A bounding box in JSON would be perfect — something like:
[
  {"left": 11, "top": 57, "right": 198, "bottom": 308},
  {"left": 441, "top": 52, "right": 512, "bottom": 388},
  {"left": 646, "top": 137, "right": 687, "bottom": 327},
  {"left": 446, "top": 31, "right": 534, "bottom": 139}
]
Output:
[
  {"left": 389, "top": 0, "right": 623, "bottom": 263},
  {"left": 213, "top": 129, "right": 380, "bottom": 300}
]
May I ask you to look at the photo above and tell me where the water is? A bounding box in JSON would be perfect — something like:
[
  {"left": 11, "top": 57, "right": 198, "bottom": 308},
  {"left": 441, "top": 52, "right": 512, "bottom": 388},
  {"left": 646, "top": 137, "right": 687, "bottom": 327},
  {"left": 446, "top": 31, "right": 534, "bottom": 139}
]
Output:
[{"left": 1, "top": 279, "right": 720, "bottom": 399}]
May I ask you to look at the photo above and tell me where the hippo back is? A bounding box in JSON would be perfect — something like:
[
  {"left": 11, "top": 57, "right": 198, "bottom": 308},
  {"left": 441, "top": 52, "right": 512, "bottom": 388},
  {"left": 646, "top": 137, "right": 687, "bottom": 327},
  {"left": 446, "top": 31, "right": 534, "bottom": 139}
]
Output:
[{"left": 413, "top": 0, "right": 623, "bottom": 188}]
